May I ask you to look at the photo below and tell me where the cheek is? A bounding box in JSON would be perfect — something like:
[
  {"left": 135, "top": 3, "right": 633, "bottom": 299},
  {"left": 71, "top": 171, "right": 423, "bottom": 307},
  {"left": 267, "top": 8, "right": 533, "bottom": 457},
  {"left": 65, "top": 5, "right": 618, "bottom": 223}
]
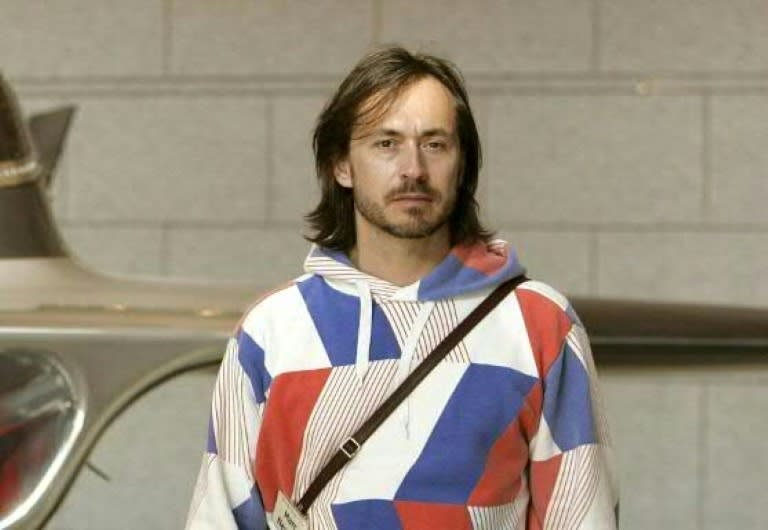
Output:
[
  {"left": 352, "top": 156, "right": 399, "bottom": 183},
  {"left": 429, "top": 158, "right": 461, "bottom": 185}
]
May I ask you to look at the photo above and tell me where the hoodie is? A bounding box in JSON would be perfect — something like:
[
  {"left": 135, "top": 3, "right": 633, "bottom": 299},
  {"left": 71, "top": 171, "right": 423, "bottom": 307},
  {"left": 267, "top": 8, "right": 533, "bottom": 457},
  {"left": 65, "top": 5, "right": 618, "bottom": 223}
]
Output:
[{"left": 187, "top": 240, "right": 618, "bottom": 530}]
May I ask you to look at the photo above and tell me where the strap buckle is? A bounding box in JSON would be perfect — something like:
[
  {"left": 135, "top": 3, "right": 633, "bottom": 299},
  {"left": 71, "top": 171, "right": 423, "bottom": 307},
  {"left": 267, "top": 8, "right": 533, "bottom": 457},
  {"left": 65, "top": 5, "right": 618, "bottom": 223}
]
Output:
[{"left": 340, "top": 437, "right": 361, "bottom": 459}]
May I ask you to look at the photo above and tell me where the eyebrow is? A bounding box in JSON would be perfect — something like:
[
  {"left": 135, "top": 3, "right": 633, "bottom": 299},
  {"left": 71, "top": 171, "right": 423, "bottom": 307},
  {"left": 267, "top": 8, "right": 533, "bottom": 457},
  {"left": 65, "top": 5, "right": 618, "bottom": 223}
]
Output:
[{"left": 374, "top": 127, "right": 454, "bottom": 138}]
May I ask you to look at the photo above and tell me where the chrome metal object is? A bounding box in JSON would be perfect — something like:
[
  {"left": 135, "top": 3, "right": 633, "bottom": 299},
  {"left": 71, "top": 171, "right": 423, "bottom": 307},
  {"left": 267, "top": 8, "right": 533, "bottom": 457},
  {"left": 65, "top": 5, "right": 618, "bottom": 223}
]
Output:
[
  {"left": 0, "top": 74, "right": 40, "bottom": 188},
  {"left": 0, "top": 350, "right": 84, "bottom": 530},
  {"left": 0, "top": 324, "right": 231, "bottom": 529}
]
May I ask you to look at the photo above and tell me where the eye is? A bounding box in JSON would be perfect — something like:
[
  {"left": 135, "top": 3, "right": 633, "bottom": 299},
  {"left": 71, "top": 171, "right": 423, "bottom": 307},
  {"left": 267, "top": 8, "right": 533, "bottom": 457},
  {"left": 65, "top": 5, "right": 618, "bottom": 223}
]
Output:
[
  {"left": 424, "top": 140, "right": 447, "bottom": 151},
  {"left": 375, "top": 138, "right": 396, "bottom": 149}
]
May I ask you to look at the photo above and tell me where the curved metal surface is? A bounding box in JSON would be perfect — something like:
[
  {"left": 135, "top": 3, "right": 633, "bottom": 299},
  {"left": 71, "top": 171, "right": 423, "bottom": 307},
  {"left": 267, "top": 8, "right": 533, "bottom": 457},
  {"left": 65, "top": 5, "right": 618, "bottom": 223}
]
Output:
[
  {"left": 43, "top": 366, "right": 219, "bottom": 530},
  {"left": 0, "top": 256, "right": 258, "bottom": 315},
  {"left": 565, "top": 297, "right": 768, "bottom": 365},
  {"left": 0, "top": 324, "right": 231, "bottom": 530},
  {"left": 573, "top": 296, "right": 768, "bottom": 344},
  {"left": 28, "top": 107, "right": 75, "bottom": 190},
  {"left": 0, "top": 182, "right": 66, "bottom": 258},
  {"left": 0, "top": 350, "right": 84, "bottom": 530},
  {"left": 0, "top": 75, "right": 40, "bottom": 188},
  {"left": 0, "top": 75, "right": 67, "bottom": 258}
]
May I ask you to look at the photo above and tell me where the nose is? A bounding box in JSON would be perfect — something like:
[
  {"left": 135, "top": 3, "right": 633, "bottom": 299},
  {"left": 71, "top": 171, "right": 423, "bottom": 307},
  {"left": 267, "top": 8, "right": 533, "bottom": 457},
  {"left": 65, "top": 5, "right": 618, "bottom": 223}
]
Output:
[{"left": 400, "top": 142, "right": 427, "bottom": 181}]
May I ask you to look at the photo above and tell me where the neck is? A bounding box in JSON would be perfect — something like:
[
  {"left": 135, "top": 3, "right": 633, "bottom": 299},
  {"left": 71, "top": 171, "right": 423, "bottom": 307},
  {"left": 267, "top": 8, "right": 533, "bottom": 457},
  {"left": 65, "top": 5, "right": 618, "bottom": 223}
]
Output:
[{"left": 349, "top": 226, "right": 452, "bottom": 287}]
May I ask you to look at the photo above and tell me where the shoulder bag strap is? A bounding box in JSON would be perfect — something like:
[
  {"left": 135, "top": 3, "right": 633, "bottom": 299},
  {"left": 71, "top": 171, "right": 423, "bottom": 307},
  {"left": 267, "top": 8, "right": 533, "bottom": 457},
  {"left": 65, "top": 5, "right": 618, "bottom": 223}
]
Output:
[{"left": 295, "top": 274, "right": 529, "bottom": 514}]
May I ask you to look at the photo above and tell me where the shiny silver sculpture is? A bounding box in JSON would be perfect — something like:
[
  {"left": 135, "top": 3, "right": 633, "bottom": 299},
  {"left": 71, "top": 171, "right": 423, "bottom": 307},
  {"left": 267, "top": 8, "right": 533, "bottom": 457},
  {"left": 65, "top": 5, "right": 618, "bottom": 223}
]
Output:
[{"left": 0, "top": 74, "right": 254, "bottom": 529}]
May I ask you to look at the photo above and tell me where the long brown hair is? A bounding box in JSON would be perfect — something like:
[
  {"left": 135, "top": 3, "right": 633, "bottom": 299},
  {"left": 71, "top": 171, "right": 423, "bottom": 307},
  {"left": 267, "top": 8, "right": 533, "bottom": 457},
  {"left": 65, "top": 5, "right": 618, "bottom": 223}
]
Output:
[{"left": 306, "top": 46, "right": 493, "bottom": 251}]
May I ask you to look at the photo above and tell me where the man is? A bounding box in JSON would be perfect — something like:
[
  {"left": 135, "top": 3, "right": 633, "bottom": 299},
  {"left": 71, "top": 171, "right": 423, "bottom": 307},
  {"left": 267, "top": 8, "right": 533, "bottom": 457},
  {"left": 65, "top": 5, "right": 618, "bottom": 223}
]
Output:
[{"left": 187, "top": 47, "right": 618, "bottom": 529}]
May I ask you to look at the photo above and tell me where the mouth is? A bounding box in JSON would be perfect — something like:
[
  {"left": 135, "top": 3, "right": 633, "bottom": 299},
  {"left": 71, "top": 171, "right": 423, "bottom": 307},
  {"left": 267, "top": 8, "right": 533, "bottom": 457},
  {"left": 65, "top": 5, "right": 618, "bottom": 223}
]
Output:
[{"left": 389, "top": 193, "right": 433, "bottom": 204}]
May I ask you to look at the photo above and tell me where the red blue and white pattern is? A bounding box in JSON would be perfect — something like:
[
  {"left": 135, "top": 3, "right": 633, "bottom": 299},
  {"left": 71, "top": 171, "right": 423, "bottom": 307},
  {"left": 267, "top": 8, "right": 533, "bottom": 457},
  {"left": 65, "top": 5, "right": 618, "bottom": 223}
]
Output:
[{"left": 187, "top": 241, "right": 618, "bottom": 529}]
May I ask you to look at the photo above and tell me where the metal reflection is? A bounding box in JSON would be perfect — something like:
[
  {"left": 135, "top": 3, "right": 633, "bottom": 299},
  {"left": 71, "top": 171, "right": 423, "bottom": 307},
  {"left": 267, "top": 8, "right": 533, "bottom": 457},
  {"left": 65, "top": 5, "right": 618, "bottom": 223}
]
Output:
[
  {"left": 0, "top": 349, "right": 85, "bottom": 529},
  {"left": 0, "top": 75, "right": 40, "bottom": 187}
]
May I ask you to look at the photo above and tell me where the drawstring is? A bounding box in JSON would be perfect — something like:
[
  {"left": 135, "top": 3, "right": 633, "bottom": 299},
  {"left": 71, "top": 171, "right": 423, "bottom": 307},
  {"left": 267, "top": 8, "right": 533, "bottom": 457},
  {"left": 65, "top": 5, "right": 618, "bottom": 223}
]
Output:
[
  {"left": 396, "top": 302, "right": 434, "bottom": 438},
  {"left": 354, "top": 280, "right": 373, "bottom": 384},
  {"left": 353, "top": 280, "right": 434, "bottom": 437},
  {"left": 395, "top": 302, "right": 435, "bottom": 385}
]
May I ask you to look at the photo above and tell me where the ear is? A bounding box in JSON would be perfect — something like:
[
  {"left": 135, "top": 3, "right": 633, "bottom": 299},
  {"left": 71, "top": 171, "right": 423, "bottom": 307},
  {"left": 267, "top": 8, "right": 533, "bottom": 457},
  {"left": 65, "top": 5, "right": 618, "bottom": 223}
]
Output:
[{"left": 334, "top": 158, "right": 353, "bottom": 189}]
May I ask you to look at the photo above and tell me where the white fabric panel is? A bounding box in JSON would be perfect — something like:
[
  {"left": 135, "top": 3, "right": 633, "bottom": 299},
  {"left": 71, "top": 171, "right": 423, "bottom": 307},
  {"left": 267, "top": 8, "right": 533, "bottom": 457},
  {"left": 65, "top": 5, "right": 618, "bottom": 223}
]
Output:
[
  {"left": 187, "top": 457, "right": 252, "bottom": 530},
  {"left": 244, "top": 284, "right": 332, "bottom": 376},
  {"left": 529, "top": 416, "right": 562, "bottom": 462},
  {"left": 460, "top": 290, "right": 540, "bottom": 379},
  {"left": 390, "top": 280, "right": 420, "bottom": 301},
  {"left": 323, "top": 276, "right": 360, "bottom": 297},
  {"left": 518, "top": 280, "right": 570, "bottom": 311},
  {"left": 566, "top": 328, "right": 590, "bottom": 370},
  {"left": 332, "top": 362, "right": 469, "bottom": 503}
]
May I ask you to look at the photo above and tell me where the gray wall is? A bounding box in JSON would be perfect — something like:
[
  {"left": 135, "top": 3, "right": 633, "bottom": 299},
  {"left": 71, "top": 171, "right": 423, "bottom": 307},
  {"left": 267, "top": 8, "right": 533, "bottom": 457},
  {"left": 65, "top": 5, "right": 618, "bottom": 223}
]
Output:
[
  {"left": 3, "top": 0, "right": 767, "bottom": 307},
  {"left": 3, "top": 2, "right": 767, "bottom": 530}
]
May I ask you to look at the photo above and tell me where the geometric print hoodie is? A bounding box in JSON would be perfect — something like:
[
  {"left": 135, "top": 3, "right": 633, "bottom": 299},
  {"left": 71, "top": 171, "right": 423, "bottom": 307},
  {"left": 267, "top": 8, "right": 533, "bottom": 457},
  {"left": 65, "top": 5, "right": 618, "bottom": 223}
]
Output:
[{"left": 186, "top": 240, "right": 619, "bottom": 529}]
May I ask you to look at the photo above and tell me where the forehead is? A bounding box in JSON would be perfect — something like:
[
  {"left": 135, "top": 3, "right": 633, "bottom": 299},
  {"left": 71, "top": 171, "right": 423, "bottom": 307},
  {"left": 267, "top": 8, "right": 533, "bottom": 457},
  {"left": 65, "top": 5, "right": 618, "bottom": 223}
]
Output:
[{"left": 354, "top": 76, "right": 457, "bottom": 135}]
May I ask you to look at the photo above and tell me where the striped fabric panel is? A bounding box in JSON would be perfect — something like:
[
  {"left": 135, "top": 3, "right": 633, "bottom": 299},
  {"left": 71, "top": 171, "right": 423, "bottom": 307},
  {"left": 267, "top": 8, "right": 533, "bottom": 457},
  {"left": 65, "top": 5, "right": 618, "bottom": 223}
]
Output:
[
  {"left": 212, "top": 338, "right": 261, "bottom": 481},
  {"left": 566, "top": 329, "right": 612, "bottom": 448},
  {"left": 544, "top": 444, "right": 600, "bottom": 530},
  {"left": 304, "top": 256, "right": 399, "bottom": 299},
  {"left": 414, "top": 299, "right": 470, "bottom": 363},
  {"left": 379, "top": 299, "right": 470, "bottom": 365},
  {"left": 293, "top": 362, "right": 399, "bottom": 499},
  {"left": 379, "top": 300, "right": 419, "bottom": 350},
  {"left": 307, "top": 471, "right": 348, "bottom": 530},
  {"left": 468, "top": 498, "right": 525, "bottom": 530}
]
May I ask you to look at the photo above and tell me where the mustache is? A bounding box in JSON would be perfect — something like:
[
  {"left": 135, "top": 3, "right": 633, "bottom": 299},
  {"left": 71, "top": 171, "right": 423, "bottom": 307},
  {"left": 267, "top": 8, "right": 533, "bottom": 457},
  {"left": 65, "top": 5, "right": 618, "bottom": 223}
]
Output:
[{"left": 384, "top": 181, "right": 440, "bottom": 201}]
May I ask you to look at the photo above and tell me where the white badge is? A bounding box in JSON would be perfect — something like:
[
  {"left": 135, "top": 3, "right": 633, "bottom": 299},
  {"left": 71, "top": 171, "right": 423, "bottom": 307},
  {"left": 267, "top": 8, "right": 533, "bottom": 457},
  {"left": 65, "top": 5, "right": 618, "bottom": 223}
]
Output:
[{"left": 272, "top": 490, "right": 309, "bottom": 530}]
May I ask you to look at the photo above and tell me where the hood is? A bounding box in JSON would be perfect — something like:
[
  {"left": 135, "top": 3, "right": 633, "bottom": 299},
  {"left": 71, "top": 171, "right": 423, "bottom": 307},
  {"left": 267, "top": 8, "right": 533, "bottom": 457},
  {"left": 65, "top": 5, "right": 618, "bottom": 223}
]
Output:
[
  {"left": 303, "top": 239, "right": 526, "bottom": 402},
  {"left": 304, "top": 238, "right": 526, "bottom": 302}
]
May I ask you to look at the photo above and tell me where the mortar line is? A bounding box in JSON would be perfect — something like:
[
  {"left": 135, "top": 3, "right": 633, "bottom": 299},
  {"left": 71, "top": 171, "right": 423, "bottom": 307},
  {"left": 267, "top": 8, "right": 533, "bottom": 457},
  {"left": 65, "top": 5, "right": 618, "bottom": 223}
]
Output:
[
  {"left": 264, "top": 96, "right": 275, "bottom": 222},
  {"left": 700, "top": 92, "right": 712, "bottom": 222},
  {"left": 23, "top": 87, "right": 768, "bottom": 99},
  {"left": 61, "top": 219, "right": 306, "bottom": 230},
  {"left": 162, "top": 0, "right": 174, "bottom": 76},
  {"left": 496, "top": 222, "right": 768, "bottom": 232},
  {"left": 588, "top": 227, "right": 600, "bottom": 295},
  {"left": 16, "top": 83, "right": 768, "bottom": 99},
  {"left": 478, "top": 94, "right": 492, "bottom": 210},
  {"left": 160, "top": 221, "right": 170, "bottom": 276},
  {"left": 590, "top": 0, "right": 601, "bottom": 72},
  {"left": 13, "top": 70, "right": 768, "bottom": 86},
  {"left": 371, "top": 0, "right": 382, "bottom": 46},
  {"left": 59, "top": 218, "right": 768, "bottom": 232},
  {"left": 697, "top": 383, "right": 709, "bottom": 530}
]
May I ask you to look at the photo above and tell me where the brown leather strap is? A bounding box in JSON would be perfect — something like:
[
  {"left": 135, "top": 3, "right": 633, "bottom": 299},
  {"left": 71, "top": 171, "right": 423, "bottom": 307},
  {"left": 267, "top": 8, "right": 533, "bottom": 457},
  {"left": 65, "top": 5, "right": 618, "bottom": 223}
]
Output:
[{"left": 296, "top": 274, "right": 528, "bottom": 514}]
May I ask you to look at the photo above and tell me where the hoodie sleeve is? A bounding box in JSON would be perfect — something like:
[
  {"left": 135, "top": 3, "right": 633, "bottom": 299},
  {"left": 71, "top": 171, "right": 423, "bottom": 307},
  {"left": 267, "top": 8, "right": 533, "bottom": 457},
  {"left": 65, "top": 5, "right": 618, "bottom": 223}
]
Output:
[
  {"left": 185, "top": 329, "right": 270, "bottom": 530},
  {"left": 521, "top": 292, "right": 619, "bottom": 529}
]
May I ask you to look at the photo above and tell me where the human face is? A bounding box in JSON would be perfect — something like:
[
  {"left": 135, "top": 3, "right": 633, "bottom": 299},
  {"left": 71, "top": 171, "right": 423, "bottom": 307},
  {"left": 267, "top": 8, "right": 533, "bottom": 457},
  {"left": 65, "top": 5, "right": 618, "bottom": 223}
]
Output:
[{"left": 334, "top": 76, "right": 461, "bottom": 243}]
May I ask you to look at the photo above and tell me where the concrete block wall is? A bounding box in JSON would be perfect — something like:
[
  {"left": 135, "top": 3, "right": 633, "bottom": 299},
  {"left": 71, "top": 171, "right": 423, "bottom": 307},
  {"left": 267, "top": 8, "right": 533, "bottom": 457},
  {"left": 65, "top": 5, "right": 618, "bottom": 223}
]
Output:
[
  {"left": 4, "top": 0, "right": 766, "bottom": 307},
  {"left": 3, "top": 2, "right": 767, "bottom": 529}
]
